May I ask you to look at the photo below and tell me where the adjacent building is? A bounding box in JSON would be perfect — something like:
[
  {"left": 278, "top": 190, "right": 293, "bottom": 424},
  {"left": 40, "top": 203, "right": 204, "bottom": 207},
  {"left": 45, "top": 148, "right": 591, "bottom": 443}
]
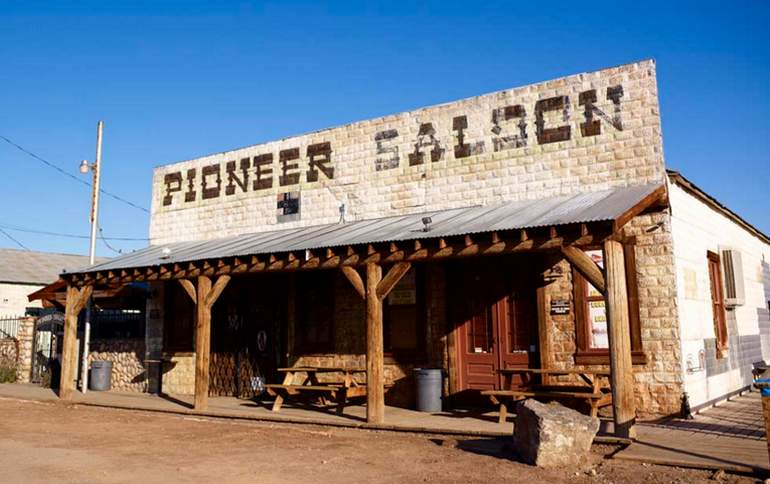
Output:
[{"left": 0, "top": 249, "right": 98, "bottom": 316}]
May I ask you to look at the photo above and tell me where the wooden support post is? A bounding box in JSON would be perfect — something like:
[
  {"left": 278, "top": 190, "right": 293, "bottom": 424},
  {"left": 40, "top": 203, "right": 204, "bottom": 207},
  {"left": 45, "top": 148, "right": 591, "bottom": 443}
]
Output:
[
  {"left": 60, "top": 284, "right": 93, "bottom": 400},
  {"left": 604, "top": 239, "right": 636, "bottom": 439},
  {"left": 362, "top": 261, "right": 412, "bottom": 424},
  {"left": 365, "top": 263, "right": 384, "bottom": 424},
  {"left": 194, "top": 274, "right": 230, "bottom": 411},
  {"left": 286, "top": 274, "right": 297, "bottom": 366},
  {"left": 536, "top": 283, "right": 552, "bottom": 386}
]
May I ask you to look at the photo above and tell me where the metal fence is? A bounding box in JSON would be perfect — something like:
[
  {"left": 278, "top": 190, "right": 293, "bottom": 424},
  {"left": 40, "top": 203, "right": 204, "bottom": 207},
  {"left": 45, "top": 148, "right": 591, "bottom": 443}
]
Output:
[{"left": 0, "top": 316, "right": 23, "bottom": 339}]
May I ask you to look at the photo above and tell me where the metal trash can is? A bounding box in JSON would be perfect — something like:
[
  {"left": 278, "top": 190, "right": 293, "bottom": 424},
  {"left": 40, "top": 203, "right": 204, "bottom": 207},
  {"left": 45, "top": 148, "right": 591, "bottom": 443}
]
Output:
[
  {"left": 89, "top": 360, "right": 113, "bottom": 391},
  {"left": 414, "top": 368, "right": 443, "bottom": 412}
]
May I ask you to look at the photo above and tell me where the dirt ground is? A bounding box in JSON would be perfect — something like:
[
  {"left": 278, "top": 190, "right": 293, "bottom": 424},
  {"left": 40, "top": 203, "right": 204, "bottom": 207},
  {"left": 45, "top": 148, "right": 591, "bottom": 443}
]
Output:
[{"left": 0, "top": 397, "right": 758, "bottom": 484}]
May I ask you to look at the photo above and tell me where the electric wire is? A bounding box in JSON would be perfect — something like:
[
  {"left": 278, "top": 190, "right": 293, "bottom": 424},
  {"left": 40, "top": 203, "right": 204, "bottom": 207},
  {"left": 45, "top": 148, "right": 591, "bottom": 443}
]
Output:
[
  {"left": 0, "top": 227, "right": 30, "bottom": 251},
  {"left": 98, "top": 226, "right": 124, "bottom": 254},
  {"left": 0, "top": 223, "right": 148, "bottom": 241},
  {"left": 0, "top": 134, "right": 149, "bottom": 213}
]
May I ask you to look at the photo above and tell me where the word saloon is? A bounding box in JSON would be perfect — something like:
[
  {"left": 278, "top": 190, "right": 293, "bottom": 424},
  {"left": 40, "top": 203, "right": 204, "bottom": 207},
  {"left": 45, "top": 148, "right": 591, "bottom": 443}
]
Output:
[{"left": 162, "top": 85, "right": 624, "bottom": 207}]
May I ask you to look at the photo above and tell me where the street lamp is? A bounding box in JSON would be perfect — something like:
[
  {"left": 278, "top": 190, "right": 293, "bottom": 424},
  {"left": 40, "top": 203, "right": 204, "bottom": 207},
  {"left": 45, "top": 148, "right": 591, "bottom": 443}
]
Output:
[{"left": 78, "top": 121, "right": 103, "bottom": 393}]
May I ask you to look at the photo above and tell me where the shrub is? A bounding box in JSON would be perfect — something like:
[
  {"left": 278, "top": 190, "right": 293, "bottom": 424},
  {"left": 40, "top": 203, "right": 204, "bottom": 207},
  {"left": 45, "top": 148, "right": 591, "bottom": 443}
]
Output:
[{"left": 0, "top": 366, "right": 16, "bottom": 383}]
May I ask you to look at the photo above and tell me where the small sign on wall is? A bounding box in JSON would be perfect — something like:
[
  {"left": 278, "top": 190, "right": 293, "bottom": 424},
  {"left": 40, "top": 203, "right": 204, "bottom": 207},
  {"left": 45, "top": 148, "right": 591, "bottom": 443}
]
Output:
[
  {"left": 388, "top": 271, "right": 417, "bottom": 305},
  {"left": 550, "top": 299, "right": 570, "bottom": 315}
]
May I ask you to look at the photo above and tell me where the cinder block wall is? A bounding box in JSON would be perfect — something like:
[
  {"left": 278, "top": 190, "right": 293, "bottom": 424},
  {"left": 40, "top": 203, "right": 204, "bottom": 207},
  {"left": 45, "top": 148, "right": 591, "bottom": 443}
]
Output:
[{"left": 669, "top": 181, "right": 770, "bottom": 408}]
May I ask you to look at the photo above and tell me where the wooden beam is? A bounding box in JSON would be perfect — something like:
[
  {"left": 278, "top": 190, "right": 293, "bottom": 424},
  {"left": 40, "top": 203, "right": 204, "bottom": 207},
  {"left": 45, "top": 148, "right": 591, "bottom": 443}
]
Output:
[
  {"left": 536, "top": 282, "right": 552, "bottom": 386},
  {"left": 341, "top": 266, "right": 365, "bottom": 300},
  {"left": 178, "top": 279, "right": 197, "bottom": 303},
  {"left": 604, "top": 239, "right": 636, "bottom": 439},
  {"left": 561, "top": 246, "right": 606, "bottom": 295},
  {"left": 193, "top": 275, "right": 230, "bottom": 411},
  {"left": 59, "top": 284, "right": 93, "bottom": 400},
  {"left": 365, "top": 263, "right": 384, "bottom": 424},
  {"left": 376, "top": 262, "right": 412, "bottom": 300},
  {"left": 194, "top": 275, "right": 212, "bottom": 411},
  {"left": 66, "top": 222, "right": 615, "bottom": 287},
  {"left": 613, "top": 184, "right": 668, "bottom": 232},
  {"left": 204, "top": 275, "right": 230, "bottom": 308}
]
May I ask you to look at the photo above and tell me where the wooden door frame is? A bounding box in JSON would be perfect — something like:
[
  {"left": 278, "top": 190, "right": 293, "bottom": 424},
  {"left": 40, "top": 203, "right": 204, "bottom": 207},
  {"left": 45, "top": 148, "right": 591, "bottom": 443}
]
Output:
[{"left": 446, "top": 254, "right": 552, "bottom": 395}]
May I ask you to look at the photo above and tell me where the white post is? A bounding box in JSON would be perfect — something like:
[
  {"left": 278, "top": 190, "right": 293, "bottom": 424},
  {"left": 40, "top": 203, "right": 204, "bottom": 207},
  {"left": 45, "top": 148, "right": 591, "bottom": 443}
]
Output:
[{"left": 80, "top": 120, "right": 103, "bottom": 393}]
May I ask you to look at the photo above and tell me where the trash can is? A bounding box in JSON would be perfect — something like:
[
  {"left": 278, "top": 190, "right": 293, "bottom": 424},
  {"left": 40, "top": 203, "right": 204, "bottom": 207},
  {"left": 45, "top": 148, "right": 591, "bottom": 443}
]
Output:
[
  {"left": 414, "top": 368, "right": 443, "bottom": 412},
  {"left": 89, "top": 360, "right": 113, "bottom": 391}
]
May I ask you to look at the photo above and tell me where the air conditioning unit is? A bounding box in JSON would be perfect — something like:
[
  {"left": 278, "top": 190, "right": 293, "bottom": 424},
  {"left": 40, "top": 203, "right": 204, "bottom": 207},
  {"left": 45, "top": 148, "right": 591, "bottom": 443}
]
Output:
[{"left": 720, "top": 247, "right": 745, "bottom": 307}]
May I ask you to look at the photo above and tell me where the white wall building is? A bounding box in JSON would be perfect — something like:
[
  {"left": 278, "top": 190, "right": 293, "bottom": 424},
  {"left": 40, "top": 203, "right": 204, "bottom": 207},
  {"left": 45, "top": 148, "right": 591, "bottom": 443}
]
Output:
[
  {"left": 0, "top": 249, "right": 100, "bottom": 317},
  {"left": 668, "top": 171, "right": 770, "bottom": 409}
]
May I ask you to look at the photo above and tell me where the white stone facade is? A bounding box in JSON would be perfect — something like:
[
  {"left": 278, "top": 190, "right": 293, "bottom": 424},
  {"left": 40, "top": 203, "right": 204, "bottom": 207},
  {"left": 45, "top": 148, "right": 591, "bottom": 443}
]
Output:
[
  {"left": 150, "top": 60, "right": 665, "bottom": 245},
  {"left": 668, "top": 179, "right": 770, "bottom": 409}
]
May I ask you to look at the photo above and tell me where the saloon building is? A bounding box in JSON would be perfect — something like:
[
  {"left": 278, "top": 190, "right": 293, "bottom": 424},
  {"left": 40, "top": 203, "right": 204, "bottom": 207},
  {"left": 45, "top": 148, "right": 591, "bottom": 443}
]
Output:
[{"left": 58, "top": 60, "right": 769, "bottom": 438}]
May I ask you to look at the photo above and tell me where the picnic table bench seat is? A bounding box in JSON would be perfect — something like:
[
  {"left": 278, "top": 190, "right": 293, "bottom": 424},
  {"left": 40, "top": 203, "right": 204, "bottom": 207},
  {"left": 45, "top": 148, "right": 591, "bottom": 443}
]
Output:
[
  {"left": 481, "top": 388, "right": 612, "bottom": 423},
  {"left": 483, "top": 368, "right": 613, "bottom": 423},
  {"left": 266, "top": 367, "right": 374, "bottom": 414}
]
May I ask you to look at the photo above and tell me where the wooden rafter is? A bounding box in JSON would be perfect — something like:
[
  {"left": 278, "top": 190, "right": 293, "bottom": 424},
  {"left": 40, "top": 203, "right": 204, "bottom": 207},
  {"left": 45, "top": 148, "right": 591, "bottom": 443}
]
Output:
[
  {"left": 63, "top": 222, "right": 615, "bottom": 288},
  {"left": 376, "top": 262, "right": 412, "bottom": 300}
]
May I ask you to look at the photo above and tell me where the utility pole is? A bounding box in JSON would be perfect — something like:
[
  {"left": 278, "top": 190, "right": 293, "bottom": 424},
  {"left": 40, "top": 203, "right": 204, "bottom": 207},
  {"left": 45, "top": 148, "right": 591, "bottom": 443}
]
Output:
[{"left": 79, "top": 120, "right": 103, "bottom": 393}]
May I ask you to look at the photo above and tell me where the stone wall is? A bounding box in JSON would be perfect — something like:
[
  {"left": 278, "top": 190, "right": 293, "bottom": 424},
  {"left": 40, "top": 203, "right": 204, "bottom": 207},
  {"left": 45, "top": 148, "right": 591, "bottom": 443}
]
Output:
[
  {"left": 0, "top": 317, "right": 35, "bottom": 383},
  {"left": 88, "top": 339, "right": 147, "bottom": 393},
  {"left": 161, "top": 353, "right": 195, "bottom": 395},
  {"left": 150, "top": 60, "right": 665, "bottom": 245},
  {"left": 15, "top": 316, "right": 34, "bottom": 383},
  {"left": 0, "top": 339, "right": 17, "bottom": 369},
  {"left": 542, "top": 211, "right": 683, "bottom": 416}
]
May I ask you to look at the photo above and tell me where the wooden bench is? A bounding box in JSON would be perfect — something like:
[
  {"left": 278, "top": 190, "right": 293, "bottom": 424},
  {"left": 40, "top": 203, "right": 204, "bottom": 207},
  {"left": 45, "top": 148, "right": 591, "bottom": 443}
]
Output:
[
  {"left": 266, "top": 367, "right": 368, "bottom": 414},
  {"left": 482, "top": 388, "right": 612, "bottom": 423},
  {"left": 485, "top": 368, "right": 613, "bottom": 423}
]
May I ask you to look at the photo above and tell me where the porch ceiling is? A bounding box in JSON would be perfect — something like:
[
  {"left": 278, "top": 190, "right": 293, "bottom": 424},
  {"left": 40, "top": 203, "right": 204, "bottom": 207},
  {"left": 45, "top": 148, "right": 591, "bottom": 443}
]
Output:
[{"left": 64, "top": 183, "right": 666, "bottom": 285}]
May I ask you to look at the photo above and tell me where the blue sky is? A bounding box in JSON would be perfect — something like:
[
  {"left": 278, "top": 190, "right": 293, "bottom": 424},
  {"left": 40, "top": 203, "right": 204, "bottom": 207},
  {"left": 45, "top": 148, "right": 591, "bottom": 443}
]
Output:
[{"left": 1, "top": 1, "right": 768, "bottom": 256}]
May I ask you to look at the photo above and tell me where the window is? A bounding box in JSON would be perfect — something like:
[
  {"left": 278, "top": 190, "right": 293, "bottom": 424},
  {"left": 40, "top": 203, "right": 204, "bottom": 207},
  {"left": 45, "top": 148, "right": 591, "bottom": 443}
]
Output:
[
  {"left": 573, "top": 245, "right": 646, "bottom": 365},
  {"left": 277, "top": 192, "right": 300, "bottom": 223},
  {"left": 384, "top": 269, "right": 426, "bottom": 357},
  {"left": 295, "top": 271, "right": 335, "bottom": 354},
  {"left": 707, "top": 251, "right": 729, "bottom": 358},
  {"left": 91, "top": 309, "right": 145, "bottom": 339},
  {"left": 164, "top": 283, "right": 195, "bottom": 351}
]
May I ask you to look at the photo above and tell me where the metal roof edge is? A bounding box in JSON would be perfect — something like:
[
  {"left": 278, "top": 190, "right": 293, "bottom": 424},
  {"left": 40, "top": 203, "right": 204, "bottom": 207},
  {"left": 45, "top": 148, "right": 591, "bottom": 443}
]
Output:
[{"left": 666, "top": 169, "right": 770, "bottom": 246}]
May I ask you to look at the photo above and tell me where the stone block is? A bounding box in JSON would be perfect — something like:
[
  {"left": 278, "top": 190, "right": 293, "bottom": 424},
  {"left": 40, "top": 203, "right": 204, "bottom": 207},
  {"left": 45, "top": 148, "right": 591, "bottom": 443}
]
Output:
[{"left": 513, "top": 399, "right": 599, "bottom": 468}]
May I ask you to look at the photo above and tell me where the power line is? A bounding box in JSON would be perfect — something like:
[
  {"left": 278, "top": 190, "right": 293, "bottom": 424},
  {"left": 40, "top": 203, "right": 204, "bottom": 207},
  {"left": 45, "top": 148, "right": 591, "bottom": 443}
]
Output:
[
  {"left": 0, "top": 227, "right": 30, "bottom": 251},
  {"left": 0, "top": 134, "right": 149, "bottom": 213},
  {"left": 0, "top": 223, "right": 148, "bottom": 241},
  {"left": 98, "top": 227, "right": 124, "bottom": 254}
]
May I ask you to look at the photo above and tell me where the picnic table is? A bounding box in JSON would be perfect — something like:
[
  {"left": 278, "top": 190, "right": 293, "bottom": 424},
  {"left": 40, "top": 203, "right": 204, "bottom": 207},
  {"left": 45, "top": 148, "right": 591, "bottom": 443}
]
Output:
[
  {"left": 265, "top": 366, "right": 367, "bottom": 414},
  {"left": 482, "top": 368, "right": 613, "bottom": 423}
]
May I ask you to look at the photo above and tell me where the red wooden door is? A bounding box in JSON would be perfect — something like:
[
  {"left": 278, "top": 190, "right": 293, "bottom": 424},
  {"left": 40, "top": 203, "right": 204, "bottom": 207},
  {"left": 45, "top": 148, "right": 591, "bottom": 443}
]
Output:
[
  {"left": 495, "top": 288, "right": 537, "bottom": 386},
  {"left": 454, "top": 260, "right": 537, "bottom": 392}
]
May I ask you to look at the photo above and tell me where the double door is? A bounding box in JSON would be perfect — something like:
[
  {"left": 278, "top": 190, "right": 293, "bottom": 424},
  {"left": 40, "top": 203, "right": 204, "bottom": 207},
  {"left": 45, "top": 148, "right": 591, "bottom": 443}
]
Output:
[{"left": 452, "top": 258, "right": 539, "bottom": 392}]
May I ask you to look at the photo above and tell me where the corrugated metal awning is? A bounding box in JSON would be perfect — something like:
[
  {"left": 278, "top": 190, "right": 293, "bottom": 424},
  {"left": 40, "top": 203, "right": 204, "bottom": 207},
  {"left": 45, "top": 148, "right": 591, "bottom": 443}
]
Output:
[{"left": 69, "top": 183, "right": 664, "bottom": 276}]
